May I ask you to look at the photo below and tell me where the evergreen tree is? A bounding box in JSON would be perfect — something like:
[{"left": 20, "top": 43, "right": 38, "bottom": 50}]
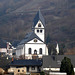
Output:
[{"left": 60, "top": 57, "right": 74, "bottom": 75}]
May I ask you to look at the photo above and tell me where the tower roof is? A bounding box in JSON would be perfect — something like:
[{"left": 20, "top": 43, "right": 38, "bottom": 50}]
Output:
[{"left": 33, "top": 10, "right": 45, "bottom": 27}]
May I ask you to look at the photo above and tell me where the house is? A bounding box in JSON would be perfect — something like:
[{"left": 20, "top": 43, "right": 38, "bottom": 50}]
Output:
[
  {"left": 43, "top": 55, "right": 75, "bottom": 72},
  {"left": 16, "top": 10, "right": 48, "bottom": 59},
  {"left": 7, "top": 42, "right": 15, "bottom": 57},
  {"left": 8, "top": 59, "right": 42, "bottom": 75},
  {"left": 0, "top": 39, "right": 15, "bottom": 57},
  {"left": 14, "top": 67, "right": 26, "bottom": 75}
]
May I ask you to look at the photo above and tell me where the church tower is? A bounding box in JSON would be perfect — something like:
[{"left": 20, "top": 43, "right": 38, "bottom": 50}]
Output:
[{"left": 32, "top": 10, "right": 45, "bottom": 42}]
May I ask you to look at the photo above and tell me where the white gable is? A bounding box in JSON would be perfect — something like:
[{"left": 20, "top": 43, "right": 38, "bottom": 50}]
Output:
[
  {"left": 27, "top": 38, "right": 43, "bottom": 44},
  {"left": 35, "top": 20, "right": 44, "bottom": 28}
]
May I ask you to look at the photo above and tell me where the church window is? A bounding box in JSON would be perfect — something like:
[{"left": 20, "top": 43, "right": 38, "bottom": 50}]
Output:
[
  {"left": 37, "top": 30, "right": 39, "bottom": 33},
  {"left": 39, "top": 48, "right": 42, "bottom": 54},
  {"left": 34, "top": 39, "right": 37, "bottom": 42},
  {"left": 29, "top": 48, "right": 31, "bottom": 54},
  {"left": 40, "top": 30, "right": 42, "bottom": 33},
  {"left": 38, "top": 23, "right": 41, "bottom": 27},
  {"left": 34, "top": 50, "right": 37, "bottom": 54}
]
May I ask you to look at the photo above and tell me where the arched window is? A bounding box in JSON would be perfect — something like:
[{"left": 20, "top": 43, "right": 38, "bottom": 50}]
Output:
[
  {"left": 37, "top": 30, "right": 39, "bottom": 33},
  {"left": 34, "top": 50, "right": 37, "bottom": 54},
  {"left": 40, "top": 30, "right": 42, "bottom": 33},
  {"left": 38, "top": 24, "right": 41, "bottom": 27},
  {"left": 28, "top": 48, "right": 31, "bottom": 54},
  {"left": 39, "top": 48, "right": 42, "bottom": 54}
]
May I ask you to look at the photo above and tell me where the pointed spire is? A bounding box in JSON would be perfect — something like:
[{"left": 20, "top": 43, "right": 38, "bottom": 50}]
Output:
[
  {"left": 56, "top": 43, "right": 59, "bottom": 55},
  {"left": 33, "top": 10, "right": 45, "bottom": 27}
]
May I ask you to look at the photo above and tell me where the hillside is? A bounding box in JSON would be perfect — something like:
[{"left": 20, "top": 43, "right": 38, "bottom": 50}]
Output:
[{"left": 0, "top": 0, "right": 75, "bottom": 50}]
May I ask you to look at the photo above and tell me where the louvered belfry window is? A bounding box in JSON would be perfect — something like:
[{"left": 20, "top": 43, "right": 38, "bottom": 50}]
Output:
[{"left": 38, "top": 23, "right": 41, "bottom": 27}]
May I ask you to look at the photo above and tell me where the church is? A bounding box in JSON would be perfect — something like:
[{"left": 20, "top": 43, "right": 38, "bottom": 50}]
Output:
[{"left": 16, "top": 10, "right": 48, "bottom": 59}]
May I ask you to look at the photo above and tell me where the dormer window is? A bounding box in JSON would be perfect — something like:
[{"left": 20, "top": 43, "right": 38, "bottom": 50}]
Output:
[{"left": 38, "top": 23, "right": 41, "bottom": 27}]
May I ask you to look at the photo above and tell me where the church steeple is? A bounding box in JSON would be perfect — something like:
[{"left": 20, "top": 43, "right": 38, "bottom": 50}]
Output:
[
  {"left": 33, "top": 10, "right": 45, "bottom": 27},
  {"left": 33, "top": 10, "right": 45, "bottom": 42}
]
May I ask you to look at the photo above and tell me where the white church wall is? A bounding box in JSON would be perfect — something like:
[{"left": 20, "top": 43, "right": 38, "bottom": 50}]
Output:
[
  {"left": 34, "top": 20, "right": 45, "bottom": 42},
  {"left": 16, "top": 48, "right": 24, "bottom": 57},
  {"left": 16, "top": 49, "right": 20, "bottom": 57},
  {"left": 16, "top": 43, "right": 48, "bottom": 59},
  {"left": 35, "top": 29, "right": 45, "bottom": 42},
  {"left": 25, "top": 44, "right": 46, "bottom": 55}
]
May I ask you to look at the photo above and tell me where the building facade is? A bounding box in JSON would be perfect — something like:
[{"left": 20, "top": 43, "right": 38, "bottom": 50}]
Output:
[
  {"left": 0, "top": 39, "right": 14, "bottom": 57},
  {"left": 8, "top": 59, "right": 42, "bottom": 75},
  {"left": 16, "top": 10, "right": 48, "bottom": 59}
]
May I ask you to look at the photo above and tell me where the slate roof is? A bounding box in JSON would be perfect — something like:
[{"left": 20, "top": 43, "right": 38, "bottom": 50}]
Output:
[
  {"left": 43, "top": 55, "right": 75, "bottom": 68},
  {"left": 12, "top": 40, "right": 20, "bottom": 47},
  {"left": 10, "top": 59, "right": 42, "bottom": 66},
  {"left": 33, "top": 10, "right": 45, "bottom": 27},
  {"left": 19, "top": 32, "right": 43, "bottom": 45},
  {"left": 16, "top": 44, "right": 24, "bottom": 50}
]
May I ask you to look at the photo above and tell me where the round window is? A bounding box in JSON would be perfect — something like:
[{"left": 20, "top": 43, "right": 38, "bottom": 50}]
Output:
[{"left": 34, "top": 39, "right": 37, "bottom": 42}]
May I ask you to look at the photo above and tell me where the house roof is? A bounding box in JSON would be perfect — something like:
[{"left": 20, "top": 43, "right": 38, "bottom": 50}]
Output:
[
  {"left": 43, "top": 55, "right": 75, "bottom": 68},
  {"left": 16, "top": 44, "right": 24, "bottom": 50},
  {"left": 10, "top": 59, "right": 42, "bottom": 66},
  {"left": 19, "top": 32, "right": 43, "bottom": 45},
  {"left": 12, "top": 40, "right": 20, "bottom": 47},
  {"left": 33, "top": 10, "right": 45, "bottom": 27}
]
